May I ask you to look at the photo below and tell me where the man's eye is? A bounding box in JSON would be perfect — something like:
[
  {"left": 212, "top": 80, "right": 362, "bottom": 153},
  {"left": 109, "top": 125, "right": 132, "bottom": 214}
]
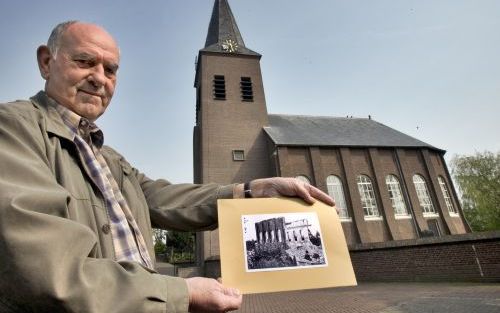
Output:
[
  {"left": 75, "top": 59, "right": 93, "bottom": 67},
  {"left": 105, "top": 67, "right": 116, "bottom": 75}
]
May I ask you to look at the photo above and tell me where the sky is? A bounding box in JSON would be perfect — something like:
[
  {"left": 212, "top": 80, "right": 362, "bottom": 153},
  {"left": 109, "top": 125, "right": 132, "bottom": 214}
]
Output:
[{"left": 1, "top": 1, "right": 499, "bottom": 183}]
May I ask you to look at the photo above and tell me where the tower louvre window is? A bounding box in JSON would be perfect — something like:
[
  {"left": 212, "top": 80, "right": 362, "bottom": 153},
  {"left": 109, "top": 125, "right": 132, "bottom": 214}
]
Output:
[
  {"left": 240, "top": 77, "right": 253, "bottom": 101},
  {"left": 213, "top": 75, "right": 226, "bottom": 100}
]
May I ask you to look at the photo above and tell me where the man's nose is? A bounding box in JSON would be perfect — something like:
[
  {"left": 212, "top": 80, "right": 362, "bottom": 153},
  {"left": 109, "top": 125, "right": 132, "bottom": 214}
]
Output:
[{"left": 87, "top": 64, "right": 106, "bottom": 88}]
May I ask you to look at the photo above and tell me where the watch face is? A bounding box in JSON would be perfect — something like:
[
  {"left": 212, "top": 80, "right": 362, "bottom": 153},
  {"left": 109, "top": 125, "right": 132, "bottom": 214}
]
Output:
[{"left": 221, "top": 39, "right": 238, "bottom": 53}]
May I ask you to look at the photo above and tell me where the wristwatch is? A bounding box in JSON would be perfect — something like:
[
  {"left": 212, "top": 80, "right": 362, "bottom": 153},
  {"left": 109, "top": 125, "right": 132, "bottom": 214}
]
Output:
[{"left": 244, "top": 182, "right": 252, "bottom": 198}]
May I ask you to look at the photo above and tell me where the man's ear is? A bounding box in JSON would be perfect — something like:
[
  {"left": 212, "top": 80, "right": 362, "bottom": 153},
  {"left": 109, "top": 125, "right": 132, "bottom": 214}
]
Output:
[{"left": 37, "top": 45, "right": 52, "bottom": 80}]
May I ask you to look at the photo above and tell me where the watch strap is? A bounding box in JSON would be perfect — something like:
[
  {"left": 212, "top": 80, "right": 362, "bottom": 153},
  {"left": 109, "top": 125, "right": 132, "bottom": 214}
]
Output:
[{"left": 244, "top": 182, "right": 252, "bottom": 198}]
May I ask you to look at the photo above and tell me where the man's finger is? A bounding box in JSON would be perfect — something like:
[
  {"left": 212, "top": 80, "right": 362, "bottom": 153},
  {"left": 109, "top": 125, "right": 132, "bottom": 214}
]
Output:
[
  {"left": 186, "top": 277, "right": 242, "bottom": 313},
  {"left": 309, "top": 185, "right": 335, "bottom": 206},
  {"left": 223, "top": 286, "right": 241, "bottom": 297},
  {"left": 295, "top": 182, "right": 316, "bottom": 205},
  {"left": 219, "top": 286, "right": 242, "bottom": 311}
]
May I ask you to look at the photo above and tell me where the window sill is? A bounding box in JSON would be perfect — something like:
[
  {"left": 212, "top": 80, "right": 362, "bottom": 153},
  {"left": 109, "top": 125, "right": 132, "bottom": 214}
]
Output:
[
  {"left": 340, "top": 218, "right": 352, "bottom": 223},
  {"left": 364, "top": 216, "right": 383, "bottom": 221},
  {"left": 423, "top": 212, "right": 440, "bottom": 218},
  {"left": 395, "top": 214, "right": 412, "bottom": 220},
  {"left": 449, "top": 212, "right": 460, "bottom": 217}
]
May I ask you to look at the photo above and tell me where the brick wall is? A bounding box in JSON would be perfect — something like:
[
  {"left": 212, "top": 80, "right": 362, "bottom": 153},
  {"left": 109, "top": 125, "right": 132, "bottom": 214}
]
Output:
[{"left": 349, "top": 231, "right": 500, "bottom": 282}]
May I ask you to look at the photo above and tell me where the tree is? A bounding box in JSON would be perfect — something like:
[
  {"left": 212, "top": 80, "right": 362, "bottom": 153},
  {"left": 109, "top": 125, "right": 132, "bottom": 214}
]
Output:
[
  {"left": 166, "top": 231, "right": 196, "bottom": 263},
  {"left": 451, "top": 151, "right": 500, "bottom": 231},
  {"left": 166, "top": 231, "right": 195, "bottom": 252},
  {"left": 153, "top": 229, "right": 168, "bottom": 255},
  {"left": 152, "top": 229, "right": 196, "bottom": 263}
]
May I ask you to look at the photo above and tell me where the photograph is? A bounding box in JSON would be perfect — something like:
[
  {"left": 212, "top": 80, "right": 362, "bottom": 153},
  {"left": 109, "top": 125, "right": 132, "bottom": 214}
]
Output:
[{"left": 242, "top": 212, "right": 328, "bottom": 272}]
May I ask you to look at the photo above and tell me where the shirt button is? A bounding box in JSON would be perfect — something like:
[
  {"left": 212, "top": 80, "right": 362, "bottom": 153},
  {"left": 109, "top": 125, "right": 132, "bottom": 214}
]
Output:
[{"left": 102, "top": 224, "right": 111, "bottom": 234}]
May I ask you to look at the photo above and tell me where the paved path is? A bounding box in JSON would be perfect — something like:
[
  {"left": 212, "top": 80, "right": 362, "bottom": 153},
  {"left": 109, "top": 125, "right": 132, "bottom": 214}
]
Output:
[{"left": 235, "top": 282, "right": 500, "bottom": 313}]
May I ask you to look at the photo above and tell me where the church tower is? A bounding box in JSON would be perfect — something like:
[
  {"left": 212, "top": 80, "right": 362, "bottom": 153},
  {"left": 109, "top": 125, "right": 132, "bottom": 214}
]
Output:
[{"left": 193, "top": 0, "right": 273, "bottom": 270}]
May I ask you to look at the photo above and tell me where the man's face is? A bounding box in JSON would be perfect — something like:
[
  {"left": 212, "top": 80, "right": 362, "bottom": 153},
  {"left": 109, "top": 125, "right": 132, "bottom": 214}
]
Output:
[{"left": 42, "top": 23, "right": 120, "bottom": 121}]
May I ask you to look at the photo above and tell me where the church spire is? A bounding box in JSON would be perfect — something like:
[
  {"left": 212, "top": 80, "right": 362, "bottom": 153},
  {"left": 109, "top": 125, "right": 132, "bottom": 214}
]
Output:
[{"left": 202, "top": 0, "right": 260, "bottom": 56}]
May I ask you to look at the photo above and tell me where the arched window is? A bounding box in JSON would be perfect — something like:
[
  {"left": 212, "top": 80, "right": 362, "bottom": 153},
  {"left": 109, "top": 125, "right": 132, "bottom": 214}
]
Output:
[
  {"left": 438, "top": 176, "right": 457, "bottom": 215},
  {"left": 356, "top": 175, "right": 380, "bottom": 218},
  {"left": 385, "top": 175, "right": 408, "bottom": 216},
  {"left": 326, "top": 175, "right": 349, "bottom": 220},
  {"left": 295, "top": 175, "right": 311, "bottom": 184},
  {"left": 413, "top": 175, "right": 436, "bottom": 215}
]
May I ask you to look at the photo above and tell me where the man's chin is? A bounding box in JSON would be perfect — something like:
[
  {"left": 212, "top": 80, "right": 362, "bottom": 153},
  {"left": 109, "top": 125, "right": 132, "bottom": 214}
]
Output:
[{"left": 75, "top": 102, "right": 107, "bottom": 121}]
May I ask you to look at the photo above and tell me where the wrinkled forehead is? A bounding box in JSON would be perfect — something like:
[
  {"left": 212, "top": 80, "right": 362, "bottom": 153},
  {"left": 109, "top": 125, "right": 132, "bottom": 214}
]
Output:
[{"left": 60, "top": 23, "right": 120, "bottom": 61}]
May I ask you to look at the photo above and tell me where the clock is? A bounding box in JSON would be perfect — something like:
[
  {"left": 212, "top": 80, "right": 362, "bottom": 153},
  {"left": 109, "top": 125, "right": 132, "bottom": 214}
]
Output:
[{"left": 221, "top": 38, "right": 238, "bottom": 53}]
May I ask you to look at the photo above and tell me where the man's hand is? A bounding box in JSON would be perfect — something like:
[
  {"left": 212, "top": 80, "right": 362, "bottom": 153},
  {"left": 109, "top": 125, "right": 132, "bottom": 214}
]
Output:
[
  {"left": 236, "top": 177, "right": 335, "bottom": 206},
  {"left": 186, "top": 277, "right": 242, "bottom": 313}
]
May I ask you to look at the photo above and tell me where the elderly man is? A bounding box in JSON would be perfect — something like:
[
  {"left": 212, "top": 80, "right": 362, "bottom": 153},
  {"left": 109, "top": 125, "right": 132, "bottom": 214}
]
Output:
[{"left": 0, "top": 21, "right": 333, "bottom": 312}]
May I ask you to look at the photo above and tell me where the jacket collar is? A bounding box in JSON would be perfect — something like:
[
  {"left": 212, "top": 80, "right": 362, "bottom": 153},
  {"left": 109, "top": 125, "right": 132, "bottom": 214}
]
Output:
[
  {"left": 30, "top": 91, "right": 122, "bottom": 181},
  {"left": 30, "top": 91, "right": 75, "bottom": 142}
]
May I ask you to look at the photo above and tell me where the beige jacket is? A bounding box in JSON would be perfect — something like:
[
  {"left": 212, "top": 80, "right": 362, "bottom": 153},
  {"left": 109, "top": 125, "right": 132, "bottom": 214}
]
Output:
[{"left": 0, "top": 91, "right": 233, "bottom": 312}]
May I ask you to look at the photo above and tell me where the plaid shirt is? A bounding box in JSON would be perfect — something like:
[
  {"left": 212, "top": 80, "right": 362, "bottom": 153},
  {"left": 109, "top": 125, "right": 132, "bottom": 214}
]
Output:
[{"left": 54, "top": 103, "right": 153, "bottom": 269}]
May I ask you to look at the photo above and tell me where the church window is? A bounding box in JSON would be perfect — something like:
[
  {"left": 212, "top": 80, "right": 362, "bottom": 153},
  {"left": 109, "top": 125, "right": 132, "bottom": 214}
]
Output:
[
  {"left": 240, "top": 77, "right": 253, "bottom": 101},
  {"left": 213, "top": 75, "right": 226, "bottom": 100},
  {"left": 438, "top": 176, "right": 457, "bottom": 215},
  {"left": 295, "top": 175, "right": 311, "bottom": 184},
  {"left": 385, "top": 175, "right": 409, "bottom": 217},
  {"left": 356, "top": 175, "right": 380, "bottom": 218},
  {"left": 413, "top": 174, "right": 436, "bottom": 216},
  {"left": 232, "top": 150, "right": 245, "bottom": 161},
  {"left": 326, "top": 175, "right": 350, "bottom": 220}
]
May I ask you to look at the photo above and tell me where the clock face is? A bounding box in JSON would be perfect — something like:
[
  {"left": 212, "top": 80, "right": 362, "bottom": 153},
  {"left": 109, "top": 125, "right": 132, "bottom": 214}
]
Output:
[{"left": 221, "top": 39, "right": 238, "bottom": 53}]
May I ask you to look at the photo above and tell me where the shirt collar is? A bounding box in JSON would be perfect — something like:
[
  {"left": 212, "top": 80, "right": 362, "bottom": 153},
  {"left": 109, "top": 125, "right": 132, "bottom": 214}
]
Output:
[{"left": 51, "top": 99, "right": 104, "bottom": 148}]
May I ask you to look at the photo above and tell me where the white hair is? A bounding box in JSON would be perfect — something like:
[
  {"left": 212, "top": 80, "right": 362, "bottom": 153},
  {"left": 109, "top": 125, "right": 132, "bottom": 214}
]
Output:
[{"left": 47, "top": 20, "right": 79, "bottom": 58}]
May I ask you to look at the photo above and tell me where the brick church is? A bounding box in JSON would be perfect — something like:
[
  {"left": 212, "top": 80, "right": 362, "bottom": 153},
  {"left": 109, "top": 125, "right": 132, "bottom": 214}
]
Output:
[{"left": 193, "top": 0, "right": 470, "bottom": 274}]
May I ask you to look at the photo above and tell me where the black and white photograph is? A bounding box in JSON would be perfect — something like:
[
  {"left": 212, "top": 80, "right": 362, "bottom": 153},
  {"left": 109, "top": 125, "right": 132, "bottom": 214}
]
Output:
[{"left": 242, "top": 212, "right": 328, "bottom": 272}]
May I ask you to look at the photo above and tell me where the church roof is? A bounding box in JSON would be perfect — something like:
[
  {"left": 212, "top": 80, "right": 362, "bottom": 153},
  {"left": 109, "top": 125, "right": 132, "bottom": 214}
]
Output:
[
  {"left": 264, "top": 114, "right": 443, "bottom": 151},
  {"left": 201, "top": 0, "right": 260, "bottom": 56}
]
